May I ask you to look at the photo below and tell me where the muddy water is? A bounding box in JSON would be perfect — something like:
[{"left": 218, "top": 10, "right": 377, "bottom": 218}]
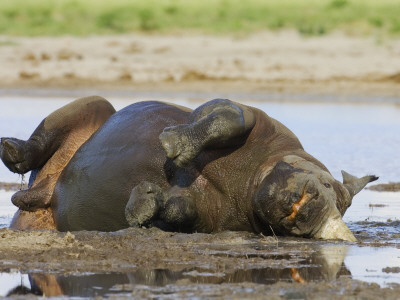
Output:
[
  {"left": 1, "top": 245, "right": 399, "bottom": 297},
  {"left": 1, "top": 235, "right": 400, "bottom": 298},
  {"left": 0, "top": 94, "right": 400, "bottom": 297}
]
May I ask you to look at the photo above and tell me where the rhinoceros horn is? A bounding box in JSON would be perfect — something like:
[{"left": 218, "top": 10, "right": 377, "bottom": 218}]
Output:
[
  {"left": 341, "top": 171, "right": 378, "bottom": 198},
  {"left": 314, "top": 210, "right": 357, "bottom": 242},
  {"left": 314, "top": 171, "right": 378, "bottom": 242}
]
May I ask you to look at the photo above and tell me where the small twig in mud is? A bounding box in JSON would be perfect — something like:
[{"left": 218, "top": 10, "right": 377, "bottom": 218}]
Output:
[
  {"left": 269, "top": 225, "right": 279, "bottom": 246},
  {"left": 259, "top": 227, "right": 279, "bottom": 247}
]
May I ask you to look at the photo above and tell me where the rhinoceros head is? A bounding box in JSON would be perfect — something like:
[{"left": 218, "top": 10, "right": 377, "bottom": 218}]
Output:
[{"left": 252, "top": 159, "right": 378, "bottom": 241}]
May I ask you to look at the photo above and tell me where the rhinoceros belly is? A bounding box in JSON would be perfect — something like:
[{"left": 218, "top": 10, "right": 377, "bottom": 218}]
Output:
[{"left": 52, "top": 101, "right": 190, "bottom": 232}]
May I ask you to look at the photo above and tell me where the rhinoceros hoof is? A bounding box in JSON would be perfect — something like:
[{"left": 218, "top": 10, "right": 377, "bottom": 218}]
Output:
[
  {"left": 125, "top": 181, "right": 165, "bottom": 227},
  {"left": 0, "top": 138, "right": 30, "bottom": 174},
  {"left": 159, "top": 125, "right": 199, "bottom": 168}
]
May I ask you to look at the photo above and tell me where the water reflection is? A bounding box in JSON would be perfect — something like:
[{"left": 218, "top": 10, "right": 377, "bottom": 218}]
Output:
[
  {"left": 2, "top": 244, "right": 400, "bottom": 297},
  {"left": 4, "top": 245, "right": 351, "bottom": 297}
]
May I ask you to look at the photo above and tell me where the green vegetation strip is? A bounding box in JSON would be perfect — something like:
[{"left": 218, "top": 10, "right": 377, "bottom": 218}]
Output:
[{"left": 0, "top": 0, "right": 399, "bottom": 36}]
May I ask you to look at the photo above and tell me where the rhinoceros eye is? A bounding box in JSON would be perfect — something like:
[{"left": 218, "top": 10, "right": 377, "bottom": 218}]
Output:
[{"left": 323, "top": 183, "right": 331, "bottom": 188}]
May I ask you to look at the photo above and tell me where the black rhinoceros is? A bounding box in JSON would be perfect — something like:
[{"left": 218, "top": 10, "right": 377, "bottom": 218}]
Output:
[{"left": 0, "top": 96, "right": 377, "bottom": 241}]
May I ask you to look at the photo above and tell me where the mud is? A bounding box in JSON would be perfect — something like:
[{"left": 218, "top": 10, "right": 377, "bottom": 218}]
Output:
[
  {"left": 367, "top": 182, "right": 400, "bottom": 192},
  {"left": 0, "top": 182, "right": 27, "bottom": 192},
  {"left": 1, "top": 225, "right": 400, "bottom": 299}
]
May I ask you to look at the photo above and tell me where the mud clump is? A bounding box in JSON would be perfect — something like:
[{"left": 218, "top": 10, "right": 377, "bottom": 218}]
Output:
[{"left": 383, "top": 267, "right": 400, "bottom": 273}]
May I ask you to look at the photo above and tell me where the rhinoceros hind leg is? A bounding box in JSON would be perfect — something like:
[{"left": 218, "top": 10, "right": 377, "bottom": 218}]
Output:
[
  {"left": 1, "top": 96, "right": 116, "bottom": 175},
  {"left": 11, "top": 172, "right": 58, "bottom": 212},
  {"left": 125, "top": 181, "right": 165, "bottom": 227}
]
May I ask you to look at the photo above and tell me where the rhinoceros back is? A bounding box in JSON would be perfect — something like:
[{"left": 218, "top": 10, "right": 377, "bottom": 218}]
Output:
[{"left": 52, "top": 101, "right": 190, "bottom": 231}]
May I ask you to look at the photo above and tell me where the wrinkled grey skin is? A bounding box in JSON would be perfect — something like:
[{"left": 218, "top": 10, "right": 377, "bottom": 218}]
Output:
[{"left": 0, "top": 96, "right": 378, "bottom": 241}]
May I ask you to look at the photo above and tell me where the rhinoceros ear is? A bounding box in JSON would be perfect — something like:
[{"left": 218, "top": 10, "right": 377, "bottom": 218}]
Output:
[{"left": 341, "top": 171, "right": 379, "bottom": 198}]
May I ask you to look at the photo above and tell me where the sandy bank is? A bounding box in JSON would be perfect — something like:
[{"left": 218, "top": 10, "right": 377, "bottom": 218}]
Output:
[{"left": 0, "top": 31, "right": 399, "bottom": 98}]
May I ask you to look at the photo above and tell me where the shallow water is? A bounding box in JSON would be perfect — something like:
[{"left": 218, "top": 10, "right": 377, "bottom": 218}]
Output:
[
  {"left": 0, "top": 94, "right": 400, "bottom": 296},
  {"left": 1, "top": 243, "right": 400, "bottom": 297}
]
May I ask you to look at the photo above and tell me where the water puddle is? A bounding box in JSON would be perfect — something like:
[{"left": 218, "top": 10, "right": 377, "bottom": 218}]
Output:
[
  {"left": 1, "top": 244, "right": 400, "bottom": 297},
  {"left": 0, "top": 191, "right": 16, "bottom": 228},
  {"left": 344, "top": 190, "right": 400, "bottom": 223},
  {"left": 345, "top": 247, "right": 400, "bottom": 287}
]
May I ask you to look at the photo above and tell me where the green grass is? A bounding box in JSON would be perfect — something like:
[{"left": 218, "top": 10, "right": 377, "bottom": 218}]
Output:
[{"left": 0, "top": 0, "right": 399, "bottom": 36}]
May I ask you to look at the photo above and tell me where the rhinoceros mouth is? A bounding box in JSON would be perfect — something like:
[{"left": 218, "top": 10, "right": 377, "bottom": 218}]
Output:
[
  {"left": 288, "top": 193, "right": 309, "bottom": 220},
  {"left": 287, "top": 182, "right": 319, "bottom": 221},
  {"left": 276, "top": 182, "right": 327, "bottom": 237}
]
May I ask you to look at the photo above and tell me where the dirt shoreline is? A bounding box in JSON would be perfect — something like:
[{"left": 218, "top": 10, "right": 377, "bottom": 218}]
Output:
[
  {"left": 0, "top": 182, "right": 27, "bottom": 192},
  {"left": 1, "top": 227, "right": 400, "bottom": 299},
  {"left": 367, "top": 182, "right": 400, "bottom": 192},
  {"left": 0, "top": 31, "right": 399, "bottom": 99}
]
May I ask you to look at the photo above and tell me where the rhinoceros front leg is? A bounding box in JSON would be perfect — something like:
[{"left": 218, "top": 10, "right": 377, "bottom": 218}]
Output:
[
  {"left": 125, "top": 182, "right": 197, "bottom": 230},
  {"left": 125, "top": 182, "right": 165, "bottom": 227},
  {"left": 159, "top": 98, "right": 256, "bottom": 168}
]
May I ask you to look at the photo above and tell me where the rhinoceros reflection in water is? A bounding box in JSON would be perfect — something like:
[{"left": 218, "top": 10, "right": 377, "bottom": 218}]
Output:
[
  {"left": 7, "top": 245, "right": 350, "bottom": 297},
  {"left": 0, "top": 97, "right": 377, "bottom": 240}
]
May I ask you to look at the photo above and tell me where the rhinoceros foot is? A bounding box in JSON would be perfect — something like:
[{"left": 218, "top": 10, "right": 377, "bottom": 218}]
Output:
[
  {"left": 0, "top": 137, "right": 31, "bottom": 174},
  {"left": 125, "top": 181, "right": 165, "bottom": 227},
  {"left": 160, "top": 195, "right": 198, "bottom": 228},
  {"left": 11, "top": 174, "right": 55, "bottom": 211},
  {"left": 159, "top": 125, "right": 201, "bottom": 168}
]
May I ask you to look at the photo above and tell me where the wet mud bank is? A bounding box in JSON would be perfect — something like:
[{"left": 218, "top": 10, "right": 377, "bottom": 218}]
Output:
[
  {"left": 0, "top": 182, "right": 27, "bottom": 192},
  {"left": 1, "top": 227, "right": 400, "bottom": 298},
  {"left": 368, "top": 182, "right": 400, "bottom": 192}
]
